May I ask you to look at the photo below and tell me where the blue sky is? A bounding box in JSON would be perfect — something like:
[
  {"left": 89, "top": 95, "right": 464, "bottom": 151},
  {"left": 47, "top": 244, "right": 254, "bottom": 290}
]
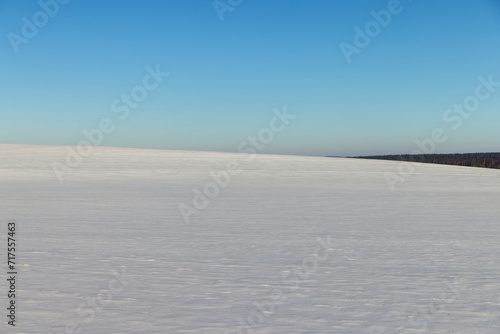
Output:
[{"left": 1, "top": 0, "right": 499, "bottom": 156}]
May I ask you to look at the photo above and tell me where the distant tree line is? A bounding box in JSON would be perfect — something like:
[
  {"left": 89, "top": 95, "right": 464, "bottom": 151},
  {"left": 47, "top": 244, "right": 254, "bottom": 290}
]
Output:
[{"left": 350, "top": 152, "right": 500, "bottom": 169}]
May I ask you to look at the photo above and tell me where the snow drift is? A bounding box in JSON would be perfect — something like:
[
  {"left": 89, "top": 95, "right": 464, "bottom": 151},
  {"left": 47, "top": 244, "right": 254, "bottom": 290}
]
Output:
[{"left": 1, "top": 144, "right": 499, "bottom": 333}]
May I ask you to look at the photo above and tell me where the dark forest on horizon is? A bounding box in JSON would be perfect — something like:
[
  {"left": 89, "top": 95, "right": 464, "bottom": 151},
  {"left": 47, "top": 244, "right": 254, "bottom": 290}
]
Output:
[{"left": 345, "top": 152, "right": 500, "bottom": 170}]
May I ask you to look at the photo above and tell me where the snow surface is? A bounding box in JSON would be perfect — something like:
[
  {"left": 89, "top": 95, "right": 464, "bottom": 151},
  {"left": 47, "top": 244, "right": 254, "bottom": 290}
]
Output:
[{"left": 1, "top": 144, "right": 500, "bottom": 333}]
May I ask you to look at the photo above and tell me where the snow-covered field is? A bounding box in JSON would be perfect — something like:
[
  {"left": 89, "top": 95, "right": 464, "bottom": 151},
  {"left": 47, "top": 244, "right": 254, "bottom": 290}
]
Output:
[{"left": 1, "top": 144, "right": 499, "bottom": 333}]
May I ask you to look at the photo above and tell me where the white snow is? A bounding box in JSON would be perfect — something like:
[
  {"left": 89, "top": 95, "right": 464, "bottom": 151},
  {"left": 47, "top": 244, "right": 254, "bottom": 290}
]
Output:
[{"left": 1, "top": 144, "right": 500, "bottom": 333}]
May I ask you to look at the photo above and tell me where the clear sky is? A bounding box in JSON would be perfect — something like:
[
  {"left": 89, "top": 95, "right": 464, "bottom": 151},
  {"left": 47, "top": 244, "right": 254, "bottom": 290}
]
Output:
[{"left": 1, "top": 0, "right": 499, "bottom": 156}]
